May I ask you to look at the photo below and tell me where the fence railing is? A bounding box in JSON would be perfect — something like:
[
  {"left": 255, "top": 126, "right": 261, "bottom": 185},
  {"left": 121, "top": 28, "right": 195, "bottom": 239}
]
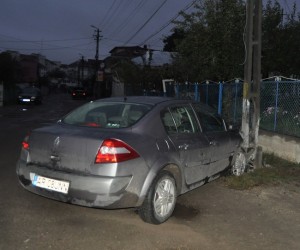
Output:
[{"left": 137, "top": 79, "right": 300, "bottom": 138}]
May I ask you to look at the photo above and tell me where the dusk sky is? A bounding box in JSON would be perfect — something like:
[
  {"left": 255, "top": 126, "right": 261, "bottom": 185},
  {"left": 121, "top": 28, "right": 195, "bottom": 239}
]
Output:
[{"left": 0, "top": 0, "right": 297, "bottom": 64}]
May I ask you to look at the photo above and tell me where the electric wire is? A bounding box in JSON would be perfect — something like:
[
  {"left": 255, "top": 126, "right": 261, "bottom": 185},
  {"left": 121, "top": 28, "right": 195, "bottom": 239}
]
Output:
[
  {"left": 139, "top": 0, "right": 197, "bottom": 46},
  {"left": 123, "top": 0, "right": 168, "bottom": 45},
  {"left": 0, "top": 41, "right": 94, "bottom": 51},
  {"left": 107, "top": 0, "right": 148, "bottom": 38},
  {"left": 98, "top": 0, "right": 118, "bottom": 29},
  {"left": 100, "top": 0, "right": 129, "bottom": 32}
]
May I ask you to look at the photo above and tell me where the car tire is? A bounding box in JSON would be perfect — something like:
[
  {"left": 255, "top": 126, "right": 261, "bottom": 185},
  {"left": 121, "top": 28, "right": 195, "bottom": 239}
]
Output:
[
  {"left": 231, "top": 150, "right": 246, "bottom": 176},
  {"left": 139, "top": 171, "right": 177, "bottom": 224}
]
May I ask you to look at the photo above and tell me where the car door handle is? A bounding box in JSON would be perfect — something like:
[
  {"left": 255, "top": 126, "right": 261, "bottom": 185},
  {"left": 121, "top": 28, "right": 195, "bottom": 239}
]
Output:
[{"left": 178, "top": 144, "right": 189, "bottom": 150}]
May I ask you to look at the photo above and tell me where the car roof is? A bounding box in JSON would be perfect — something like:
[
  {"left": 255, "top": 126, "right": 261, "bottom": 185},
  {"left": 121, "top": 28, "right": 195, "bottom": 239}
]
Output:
[
  {"left": 94, "top": 96, "right": 176, "bottom": 106},
  {"left": 93, "top": 96, "right": 218, "bottom": 114}
]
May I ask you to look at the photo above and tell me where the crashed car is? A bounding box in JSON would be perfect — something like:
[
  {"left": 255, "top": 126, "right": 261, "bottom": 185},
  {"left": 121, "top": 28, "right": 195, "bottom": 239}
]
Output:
[{"left": 16, "top": 96, "right": 246, "bottom": 224}]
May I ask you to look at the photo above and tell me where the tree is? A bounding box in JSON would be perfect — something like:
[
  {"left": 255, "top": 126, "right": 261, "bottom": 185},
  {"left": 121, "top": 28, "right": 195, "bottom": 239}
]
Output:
[
  {"left": 262, "top": 0, "right": 285, "bottom": 77},
  {"left": 282, "top": 3, "right": 300, "bottom": 77},
  {"left": 166, "top": 0, "right": 246, "bottom": 82},
  {"left": 165, "top": 0, "right": 300, "bottom": 81},
  {"left": 163, "top": 28, "right": 186, "bottom": 52}
]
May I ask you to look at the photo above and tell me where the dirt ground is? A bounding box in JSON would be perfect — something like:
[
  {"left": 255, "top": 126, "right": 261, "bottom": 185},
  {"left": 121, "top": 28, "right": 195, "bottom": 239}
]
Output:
[
  {"left": 167, "top": 180, "right": 300, "bottom": 250},
  {"left": 2, "top": 179, "right": 299, "bottom": 250}
]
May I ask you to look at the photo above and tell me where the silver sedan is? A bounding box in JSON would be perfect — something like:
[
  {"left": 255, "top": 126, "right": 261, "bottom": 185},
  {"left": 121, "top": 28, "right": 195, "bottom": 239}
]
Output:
[{"left": 16, "top": 96, "right": 246, "bottom": 224}]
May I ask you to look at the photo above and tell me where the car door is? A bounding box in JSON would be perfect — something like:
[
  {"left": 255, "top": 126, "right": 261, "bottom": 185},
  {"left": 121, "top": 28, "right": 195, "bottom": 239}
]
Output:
[
  {"left": 193, "top": 104, "right": 234, "bottom": 176},
  {"left": 161, "top": 105, "right": 211, "bottom": 185}
]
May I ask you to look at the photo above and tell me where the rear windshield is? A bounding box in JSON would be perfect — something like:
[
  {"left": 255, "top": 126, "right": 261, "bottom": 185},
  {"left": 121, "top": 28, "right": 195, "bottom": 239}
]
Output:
[{"left": 62, "top": 101, "right": 152, "bottom": 128}]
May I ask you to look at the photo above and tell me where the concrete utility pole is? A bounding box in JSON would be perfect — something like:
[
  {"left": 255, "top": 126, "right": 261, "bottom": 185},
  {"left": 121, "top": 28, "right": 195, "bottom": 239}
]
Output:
[
  {"left": 91, "top": 25, "right": 102, "bottom": 65},
  {"left": 241, "top": 0, "right": 262, "bottom": 168},
  {"left": 91, "top": 25, "right": 102, "bottom": 97}
]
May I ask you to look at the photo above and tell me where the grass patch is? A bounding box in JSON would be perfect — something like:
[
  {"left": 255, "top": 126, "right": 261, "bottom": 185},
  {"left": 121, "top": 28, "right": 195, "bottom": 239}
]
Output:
[{"left": 220, "top": 153, "right": 300, "bottom": 190}]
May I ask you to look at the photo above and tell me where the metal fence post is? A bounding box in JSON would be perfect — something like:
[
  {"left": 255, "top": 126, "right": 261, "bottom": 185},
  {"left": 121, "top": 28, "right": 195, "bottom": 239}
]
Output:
[
  {"left": 273, "top": 79, "right": 280, "bottom": 131},
  {"left": 194, "top": 83, "right": 199, "bottom": 102},
  {"left": 175, "top": 83, "right": 179, "bottom": 99},
  {"left": 218, "top": 82, "right": 223, "bottom": 115},
  {"left": 206, "top": 81, "right": 209, "bottom": 105}
]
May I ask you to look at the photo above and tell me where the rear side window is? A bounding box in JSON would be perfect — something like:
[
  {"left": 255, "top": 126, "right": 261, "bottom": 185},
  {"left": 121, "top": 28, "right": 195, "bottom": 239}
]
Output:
[
  {"left": 198, "top": 113, "right": 225, "bottom": 132},
  {"left": 193, "top": 104, "right": 225, "bottom": 132},
  {"left": 161, "top": 105, "right": 200, "bottom": 134},
  {"left": 62, "top": 102, "right": 152, "bottom": 128}
]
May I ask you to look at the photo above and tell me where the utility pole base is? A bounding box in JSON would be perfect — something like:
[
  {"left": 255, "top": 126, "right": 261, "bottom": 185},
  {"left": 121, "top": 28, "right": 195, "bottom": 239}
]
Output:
[{"left": 254, "top": 146, "right": 263, "bottom": 168}]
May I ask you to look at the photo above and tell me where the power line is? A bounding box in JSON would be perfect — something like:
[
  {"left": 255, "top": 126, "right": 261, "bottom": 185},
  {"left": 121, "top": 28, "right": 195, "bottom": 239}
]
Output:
[
  {"left": 0, "top": 41, "right": 94, "bottom": 52},
  {"left": 107, "top": 0, "right": 148, "bottom": 38},
  {"left": 139, "top": 0, "right": 197, "bottom": 45},
  {"left": 0, "top": 33, "right": 91, "bottom": 42},
  {"left": 100, "top": 0, "right": 129, "bottom": 32},
  {"left": 98, "top": 0, "right": 118, "bottom": 29},
  {"left": 124, "top": 0, "right": 168, "bottom": 45}
]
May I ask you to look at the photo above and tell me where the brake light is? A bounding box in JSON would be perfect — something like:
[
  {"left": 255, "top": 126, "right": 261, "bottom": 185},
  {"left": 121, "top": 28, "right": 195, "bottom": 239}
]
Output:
[
  {"left": 22, "top": 141, "right": 29, "bottom": 150},
  {"left": 95, "top": 139, "right": 139, "bottom": 163},
  {"left": 22, "top": 134, "right": 30, "bottom": 150}
]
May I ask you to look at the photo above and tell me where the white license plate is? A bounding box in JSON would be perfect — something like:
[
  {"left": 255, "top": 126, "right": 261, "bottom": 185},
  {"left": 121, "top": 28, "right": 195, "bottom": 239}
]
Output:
[
  {"left": 32, "top": 174, "right": 70, "bottom": 194},
  {"left": 22, "top": 99, "right": 30, "bottom": 102}
]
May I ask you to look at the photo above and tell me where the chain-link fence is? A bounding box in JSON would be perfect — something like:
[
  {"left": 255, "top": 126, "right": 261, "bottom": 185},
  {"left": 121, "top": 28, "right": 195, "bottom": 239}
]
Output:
[
  {"left": 260, "top": 80, "right": 300, "bottom": 137},
  {"left": 127, "top": 79, "right": 300, "bottom": 138}
]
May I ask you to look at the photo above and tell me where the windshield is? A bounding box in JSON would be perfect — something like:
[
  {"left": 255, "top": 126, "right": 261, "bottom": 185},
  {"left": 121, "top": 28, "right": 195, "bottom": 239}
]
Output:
[
  {"left": 21, "top": 87, "right": 40, "bottom": 95},
  {"left": 62, "top": 101, "right": 152, "bottom": 128}
]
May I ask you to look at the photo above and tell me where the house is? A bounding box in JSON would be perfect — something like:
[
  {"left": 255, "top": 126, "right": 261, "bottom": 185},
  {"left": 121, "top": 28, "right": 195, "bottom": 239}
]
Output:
[
  {"left": 109, "top": 46, "right": 146, "bottom": 59},
  {"left": 132, "top": 50, "right": 175, "bottom": 67}
]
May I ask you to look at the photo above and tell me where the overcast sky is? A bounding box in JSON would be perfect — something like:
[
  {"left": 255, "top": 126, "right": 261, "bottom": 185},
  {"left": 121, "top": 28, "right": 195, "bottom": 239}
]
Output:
[{"left": 0, "top": 0, "right": 296, "bottom": 64}]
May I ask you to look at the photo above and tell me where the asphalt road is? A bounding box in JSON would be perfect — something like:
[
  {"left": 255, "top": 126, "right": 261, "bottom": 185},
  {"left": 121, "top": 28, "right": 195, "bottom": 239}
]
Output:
[{"left": 1, "top": 93, "right": 300, "bottom": 250}]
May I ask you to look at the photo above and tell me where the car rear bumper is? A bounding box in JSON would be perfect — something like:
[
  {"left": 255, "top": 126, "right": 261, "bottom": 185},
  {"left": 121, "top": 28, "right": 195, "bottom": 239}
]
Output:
[{"left": 16, "top": 161, "right": 138, "bottom": 209}]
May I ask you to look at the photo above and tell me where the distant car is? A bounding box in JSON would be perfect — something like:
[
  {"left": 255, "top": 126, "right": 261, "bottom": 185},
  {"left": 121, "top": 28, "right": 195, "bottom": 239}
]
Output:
[
  {"left": 16, "top": 96, "right": 246, "bottom": 224},
  {"left": 71, "top": 87, "right": 87, "bottom": 99},
  {"left": 18, "top": 87, "right": 42, "bottom": 104}
]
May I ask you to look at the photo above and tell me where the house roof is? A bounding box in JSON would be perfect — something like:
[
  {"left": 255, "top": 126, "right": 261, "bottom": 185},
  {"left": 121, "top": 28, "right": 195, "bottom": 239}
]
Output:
[
  {"left": 109, "top": 46, "right": 146, "bottom": 58},
  {"left": 132, "top": 51, "right": 175, "bottom": 67}
]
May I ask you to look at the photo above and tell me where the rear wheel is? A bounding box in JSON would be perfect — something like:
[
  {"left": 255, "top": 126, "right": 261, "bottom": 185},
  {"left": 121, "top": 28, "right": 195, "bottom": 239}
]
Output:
[{"left": 139, "top": 171, "right": 177, "bottom": 224}]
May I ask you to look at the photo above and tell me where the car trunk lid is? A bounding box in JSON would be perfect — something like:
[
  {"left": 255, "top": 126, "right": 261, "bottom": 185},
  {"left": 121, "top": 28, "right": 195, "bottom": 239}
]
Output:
[{"left": 28, "top": 124, "right": 109, "bottom": 173}]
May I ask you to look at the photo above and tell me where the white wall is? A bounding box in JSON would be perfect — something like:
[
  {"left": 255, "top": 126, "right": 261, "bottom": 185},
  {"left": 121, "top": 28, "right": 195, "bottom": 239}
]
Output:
[{"left": 258, "top": 130, "right": 300, "bottom": 163}]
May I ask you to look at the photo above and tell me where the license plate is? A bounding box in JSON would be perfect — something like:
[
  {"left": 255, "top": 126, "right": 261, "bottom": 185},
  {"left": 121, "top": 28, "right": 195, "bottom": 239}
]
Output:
[
  {"left": 32, "top": 174, "right": 69, "bottom": 194},
  {"left": 22, "top": 99, "right": 30, "bottom": 102}
]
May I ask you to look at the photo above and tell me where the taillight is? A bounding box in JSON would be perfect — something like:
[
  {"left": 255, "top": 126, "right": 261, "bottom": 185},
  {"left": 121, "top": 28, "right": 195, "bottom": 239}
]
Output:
[
  {"left": 22, "top": 134, "right": 30, "bottom": 150},
  {"left": 95, "top": 139, "right": 139, "bottom": 164}
]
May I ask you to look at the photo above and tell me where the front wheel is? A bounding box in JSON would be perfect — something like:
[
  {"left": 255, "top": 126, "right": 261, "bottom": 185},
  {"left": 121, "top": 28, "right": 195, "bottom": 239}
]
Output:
[{"left": 139, "top": 171, "right": 177, "bottom": 224}]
